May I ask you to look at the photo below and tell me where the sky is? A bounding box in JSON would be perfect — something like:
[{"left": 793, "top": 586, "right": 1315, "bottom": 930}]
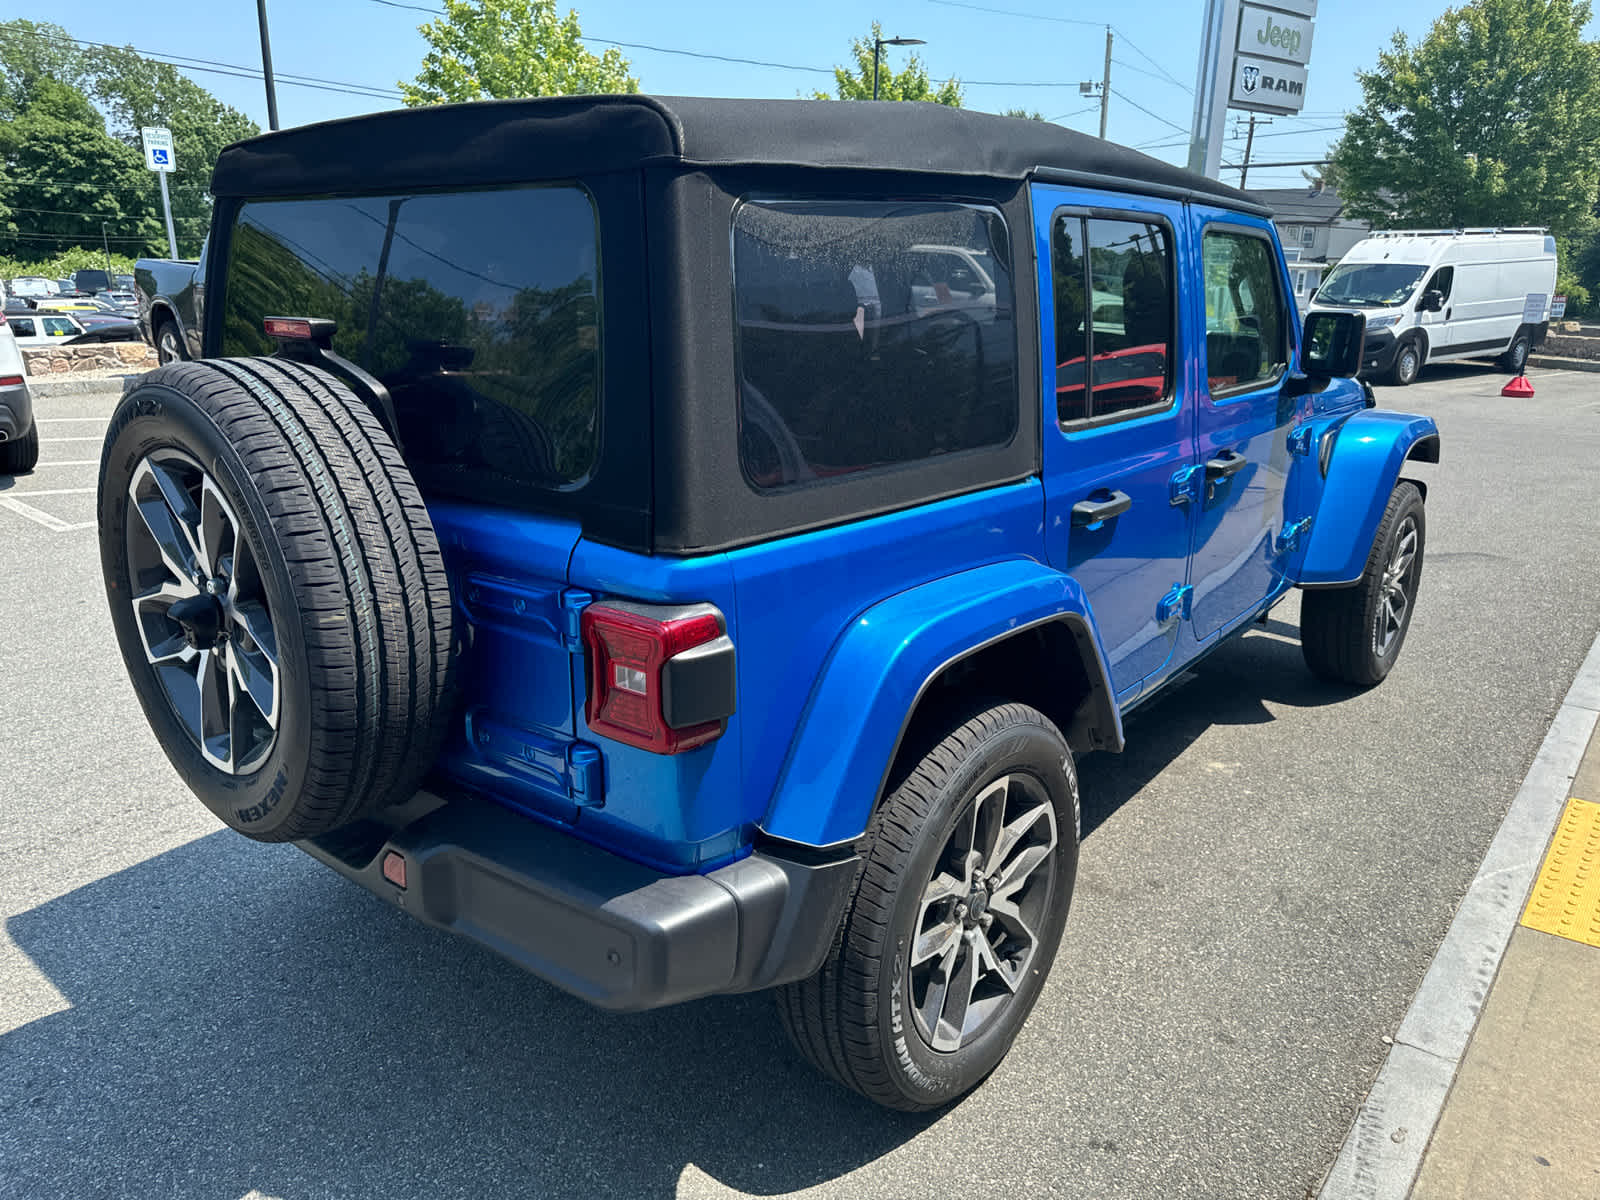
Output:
[{"left": 29, "top": 0, "right": 1600, "bottom": 193}]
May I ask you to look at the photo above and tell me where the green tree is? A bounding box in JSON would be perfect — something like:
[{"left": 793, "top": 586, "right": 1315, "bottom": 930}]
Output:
[
  {"left": 0, "top": 20, "right": 258, "bottom": 256},
  {"left": 0, "top": 79, "right": 163, "bottom": 259},
  {"left": 400, "top": 0, "right": 637, "bottom": 104},
  {"left": 813, "top": 23, "right": 963, "bottom": 105},
  {"left": 1002, "top": 108, "right": 1045, "bottom": 120},
  {"left": 1331, "top": 0, "right": 1600, "bottom": 236}
]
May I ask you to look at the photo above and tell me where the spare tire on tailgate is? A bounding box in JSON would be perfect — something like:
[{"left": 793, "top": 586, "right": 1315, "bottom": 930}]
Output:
[{"left": 97, "top": 358, "right": 457, "bottom": 841}]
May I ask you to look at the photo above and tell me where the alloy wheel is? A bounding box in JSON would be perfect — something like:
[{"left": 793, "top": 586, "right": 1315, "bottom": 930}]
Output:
[
  {"left": 1374, "top": 514, "right": 1419, "bottom": 657},
  {"left": 126, "top": 449, "right": 280, "bottom": 774},
  {"left": 909, "top": 773, "right": 1058, "bottom": 1053}
]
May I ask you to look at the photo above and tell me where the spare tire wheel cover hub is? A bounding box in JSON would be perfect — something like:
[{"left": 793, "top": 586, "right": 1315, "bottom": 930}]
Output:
[{"left": 125, "top": 448, "right": 281, "bottom": 775}]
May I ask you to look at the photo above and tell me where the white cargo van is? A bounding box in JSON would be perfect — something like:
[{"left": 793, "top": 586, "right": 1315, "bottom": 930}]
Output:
[{"left": 1308, "top": 228, "right": 1557, "bottom": 385}]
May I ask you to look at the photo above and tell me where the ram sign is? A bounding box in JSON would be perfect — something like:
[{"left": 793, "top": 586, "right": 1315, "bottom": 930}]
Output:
[{"left": 1229, "top": 53, "right": 1309, "bottom": 115}]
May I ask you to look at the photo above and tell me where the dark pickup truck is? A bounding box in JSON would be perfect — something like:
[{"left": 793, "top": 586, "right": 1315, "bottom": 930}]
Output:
[{"left": 133, "top": 242, "right": 205, "bottom": 363}]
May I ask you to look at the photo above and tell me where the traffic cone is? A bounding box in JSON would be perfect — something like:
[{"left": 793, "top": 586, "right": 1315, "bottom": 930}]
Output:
[{"left": 1502, "top": 372, "right": 1535, "bottom": 398}]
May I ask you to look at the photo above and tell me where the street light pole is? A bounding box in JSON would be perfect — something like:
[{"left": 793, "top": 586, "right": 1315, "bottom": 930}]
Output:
[
  {"left": 101, "top": 223, "right": 112, "bottom": 274},
  {"left": 872, "top": 35, "right": 926, "bottom": 101},
  {"left": 257, "top": 0, "right": 281, "bottom": 131}
]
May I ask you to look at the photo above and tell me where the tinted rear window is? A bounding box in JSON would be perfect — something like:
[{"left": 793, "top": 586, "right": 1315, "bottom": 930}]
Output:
[
  {"left": 221, "top": 184, "right": 600, "bottom": 491},
  {"left": 733, "top": 200, "right": 1017, "bottom": 489}
]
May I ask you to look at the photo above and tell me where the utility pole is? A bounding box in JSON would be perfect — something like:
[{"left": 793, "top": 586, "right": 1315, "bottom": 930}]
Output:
[
  {"left": 101, "top": 223, "right": 112, "bottom": 273},
  {"left": 1099, "top": 26, "right": 1113, "bottom": 138},
  {"left": 256, "top": 0, "right": 281, "bottom": 130},
  {"left": 1237, "top": 113, "right": 1269, "bottom": 188}
]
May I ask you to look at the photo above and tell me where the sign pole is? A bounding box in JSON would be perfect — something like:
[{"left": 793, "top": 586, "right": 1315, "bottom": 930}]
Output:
[
  {"left": 157, "top": 170, "right": 179, "bottom": 259},
  {"left": 1099, "top": 27, "right": 1113, "bottom": 139}
]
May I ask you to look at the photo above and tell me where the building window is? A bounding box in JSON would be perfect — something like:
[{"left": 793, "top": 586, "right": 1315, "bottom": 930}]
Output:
[{"left": 1301, "top": 226, "right": 1316, "bottom": 248}]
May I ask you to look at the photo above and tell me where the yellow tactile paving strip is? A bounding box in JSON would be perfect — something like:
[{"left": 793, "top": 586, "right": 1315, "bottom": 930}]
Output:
[{"left": 1521, "top": 797, "right": 1600, "bottom": 948}]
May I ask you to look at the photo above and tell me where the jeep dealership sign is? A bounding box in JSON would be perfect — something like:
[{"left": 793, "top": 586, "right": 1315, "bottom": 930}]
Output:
[{"left": 1231, "top": 1, "right": 1314, "bottom": 114}]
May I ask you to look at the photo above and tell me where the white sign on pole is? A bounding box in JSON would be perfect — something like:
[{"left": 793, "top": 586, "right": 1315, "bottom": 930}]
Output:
[
  {"left": 1522, "top": 293, "right": 1549, "bottom": 324},
  {"left": 1256, "top": 0, "right": 1316, "bottom": 15},
  {"left": 1229, "top": 53, "right": 1309, "bottom": 114},
  {"left": 140, "top": 126, "right": 176, "bottom": 173},
  {"left": 1238, "top": 3, "right": 1315, "bottom": 66}
]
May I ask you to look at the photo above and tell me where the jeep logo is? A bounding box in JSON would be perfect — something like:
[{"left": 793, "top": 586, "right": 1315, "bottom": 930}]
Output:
[{"left": 1253, "top": 13, "right": 1303, "bottom": 57}]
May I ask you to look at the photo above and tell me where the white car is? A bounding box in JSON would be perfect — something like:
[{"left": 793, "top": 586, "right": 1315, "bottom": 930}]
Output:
[
  {"left": 0, "top": 316, "right": 39, "bottom": 473},
  {"left": 5, "top": 311, "right": 86, "bottom": 346},
  {"left": 7, "top": 276, "right": 59, "bottom": 299}
]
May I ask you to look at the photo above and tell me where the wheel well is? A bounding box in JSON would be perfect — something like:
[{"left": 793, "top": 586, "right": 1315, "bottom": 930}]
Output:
[
  {"left": 1403, "top": 328, "right": 1428, "bottom": 361},
  {"left": 1405, "top": 434, "right": 1440, "bottom": 464},
  {"left": 883, "top": 618, "right": 1119, "bottom": 797}
]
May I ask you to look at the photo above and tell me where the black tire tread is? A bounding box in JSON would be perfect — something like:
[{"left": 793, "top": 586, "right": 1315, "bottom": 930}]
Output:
[
  {"left": 104, "top": 359, "right": 455, "bottom": 839},
  {"left": 1301, "top": 480, "right": 1424, "bottom": 686},
  {"left": 777, "top": 700, "right": 1071, "bottom": 1111},
  {"left": 0, "top": 423, "right": 39, "bottom": 474}
]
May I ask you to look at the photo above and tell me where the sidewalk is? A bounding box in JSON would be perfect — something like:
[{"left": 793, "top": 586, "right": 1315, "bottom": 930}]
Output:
[
  {"left": 1319, "top": 632, "right": 1600, "bottom": 1199},
  {"left": 1408, "top": 727, "right": 1600, "bottom": 1198}
]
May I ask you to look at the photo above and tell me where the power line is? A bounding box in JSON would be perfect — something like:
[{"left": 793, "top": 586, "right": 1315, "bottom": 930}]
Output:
[
  {"left": 1110, "top": 29, "right": 1191, "bottom": 93},
  {"left": 0, "top": 26, "right": 403, "bottom": 99},
  {"left": 1110, "top": 88, "right": 1188, "bottom": 135},
  {"left": 924, "top": 0, "right": 1104, "bottom": 25}
]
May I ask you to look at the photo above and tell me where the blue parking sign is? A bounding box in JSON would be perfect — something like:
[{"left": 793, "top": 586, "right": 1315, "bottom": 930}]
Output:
[{"left": 152, "top": 149, "right": 169, "bottom": 165}]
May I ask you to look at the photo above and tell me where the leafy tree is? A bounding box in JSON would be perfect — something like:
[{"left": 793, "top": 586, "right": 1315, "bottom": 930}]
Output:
[
  {"left": 400, "top": 0, "right": 637, "bottom": 104},
  {"left": 0, "top": 79, "right": 164, "bottom": 259},
  {"left": 0, "top": 20, "right": 257, "bottom": 256},
  {"left": 1331, "top": 0, "right": 1600, "bottom": 237},
  {"left": 1002, "top": 108, "right": 1045, "bottom": 120},
  {"left": 813, "top": 23, "right": 963, "bottom": 105}
]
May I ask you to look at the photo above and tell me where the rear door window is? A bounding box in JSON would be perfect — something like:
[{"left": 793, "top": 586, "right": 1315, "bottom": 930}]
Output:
[
  {"left": 733, "top": 200, "right": 1017, "bottom": 489},
  {"left": 1053, "top": 214, "right": 1175, "bottom": 424},
  {"left": 221, "top": 184, "right": 601, "bottom": 494}
]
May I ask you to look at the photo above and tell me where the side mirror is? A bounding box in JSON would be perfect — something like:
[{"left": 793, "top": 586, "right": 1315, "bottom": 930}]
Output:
[
  {"left": 1301, "top": 310, "right": 1366, "bottom": 379},
  {"left": 1419, "top": 289, "right": 1444, "bottom": 313}
]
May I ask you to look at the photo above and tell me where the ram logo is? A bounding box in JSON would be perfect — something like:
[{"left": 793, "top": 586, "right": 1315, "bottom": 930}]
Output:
[{"left": 1241, "top": 65, "right": 1260, "bottom": 93}]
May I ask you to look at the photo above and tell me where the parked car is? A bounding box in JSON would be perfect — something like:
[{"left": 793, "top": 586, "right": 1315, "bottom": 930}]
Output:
[
  {"left": 0, "top": 314, "right": 39, "bottom": 473},
  {"left": 94, "top": 291, "right": 140, "bottom": 319},
  {"left": 35, "top": 296, "right": 99, "bottom": 313},
  {"left": 1309, "top": 227, "right": 1557, "bottom": 384},
  {"left": 115, "top": 273, "right": 136, "bottom": 292},
  {"left": 8, "top": 276, "right": 57, "bottom": 299},
  {"left": 133, "top": 245, "right": 203, "bottom": 363},
  {"left": 72, "top": 268, "right": 113, "bottom": 295},
  {"left": 4, "top": 297, "right": 37, "bottom": 315},
  {"left": 5, "top": 310, "right": 86, "bottom": 346},
  {"left": 68, "top": 313, "right": 142, "bottom": 343},
  {"left": 97, "top": 97, "right": 1438, "bottom": 1112}
]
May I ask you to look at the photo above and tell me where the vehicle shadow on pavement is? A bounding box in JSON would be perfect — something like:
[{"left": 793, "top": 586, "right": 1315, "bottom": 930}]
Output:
[
  {"left": 1076, "top": 621, "right": 1360, "bottom": 838},
  {"left": 4, "top": 834, "right": 932, "bottom": 1200}
]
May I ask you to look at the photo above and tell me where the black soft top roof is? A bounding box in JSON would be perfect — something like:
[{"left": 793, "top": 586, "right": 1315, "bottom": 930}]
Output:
[{"left": 211, "top": 94, "right": 1263, "bottom": 211}]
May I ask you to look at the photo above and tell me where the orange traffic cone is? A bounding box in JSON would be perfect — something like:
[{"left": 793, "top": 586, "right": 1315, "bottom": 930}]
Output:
[{"left": 1502, "top": 372, "right": 1535, "bottom": 398}]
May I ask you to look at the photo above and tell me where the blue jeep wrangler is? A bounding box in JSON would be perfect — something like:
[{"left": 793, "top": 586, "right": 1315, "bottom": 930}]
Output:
[{"left": 97, "top": 97, "right": 1438, "bottom": 1111}]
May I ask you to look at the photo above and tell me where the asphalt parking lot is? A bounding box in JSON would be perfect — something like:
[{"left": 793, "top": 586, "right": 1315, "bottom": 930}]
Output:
[{"left": 3, "top": 364, "right": 1599, "bottom": 1200}]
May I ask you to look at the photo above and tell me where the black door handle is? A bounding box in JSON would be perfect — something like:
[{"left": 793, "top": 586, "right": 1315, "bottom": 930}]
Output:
[
  {"left": 1071, "top": 489, "right": 1133, "bottom": 527},
  {"left": 1205, "top": 450, "right": 1247, "bottom": 480},
  {"left": 1445, "top": 307, "right": 1452, "bottom": 320}
]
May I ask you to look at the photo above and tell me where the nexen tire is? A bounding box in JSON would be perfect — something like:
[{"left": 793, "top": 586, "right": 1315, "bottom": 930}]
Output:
[{"left": 97, "top": 358, "right": 457, "bottom": 841}]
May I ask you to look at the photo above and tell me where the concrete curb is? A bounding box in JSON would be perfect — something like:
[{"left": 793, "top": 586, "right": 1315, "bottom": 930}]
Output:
[
  {"left": 1317, "top": 629, "right": 1600, "bottom": 1199},
  {"left": 26, "top": 375, "right": 136, "bottom": 398},
  {"left": 1527, "top": 355, "right": 1600, "bottom": 374}
]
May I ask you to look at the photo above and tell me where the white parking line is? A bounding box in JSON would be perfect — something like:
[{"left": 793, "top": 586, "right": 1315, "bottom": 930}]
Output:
[
  {"left": 0, "top": 495, "right": 94, "bottom": 532},
  {"left": 35, "top": 460, "right": 100, "bottom": 467},
  {"left": 39, "top": 436, "right": 105, "bottom": 443},
  {"left": 2, "top": 488, "right": 96, "bottom": 497},
  {"left": 35, "top": 417, "right": 110, "bottom": 424}
]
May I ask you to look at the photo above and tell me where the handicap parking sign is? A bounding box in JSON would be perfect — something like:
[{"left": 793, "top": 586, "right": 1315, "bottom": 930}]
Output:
[{"left": 140, "top": 126, "right": 176, "bottom": 172}]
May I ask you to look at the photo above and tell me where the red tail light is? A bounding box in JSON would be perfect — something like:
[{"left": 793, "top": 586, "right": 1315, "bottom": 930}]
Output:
[
  {"left": 263, "top": 317, "right": 313, "bottom": 339},
  {"left": 0, "top": 375, "right": 22, "bottom": 387},
  {"left": 581, "top": 602, "right": 736, "bottom": 754}
]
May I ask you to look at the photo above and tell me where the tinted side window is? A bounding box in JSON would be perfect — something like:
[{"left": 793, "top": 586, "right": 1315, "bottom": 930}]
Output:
[
  {"left": 733, "top": 200, "right": 1016, "bottom": 489},
  {"left": 222, "top": 185, "right": 600, "bottom": 492},
  {"left": 10, "top": 318, "right": 35, "bottom": 338},
  {"left": 1425, "top": 266, "right": 1454, "bottom": 301},
  {"left": 1053, "top": 214, "right": 1174, "bottom": 425},
  {"left": 1202, "top": 229, "right": 1286, "bottom": 394}
]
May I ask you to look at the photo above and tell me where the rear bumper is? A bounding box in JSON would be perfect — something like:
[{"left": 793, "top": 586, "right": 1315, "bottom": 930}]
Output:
[
  {"left": 0, "top": 378, "right": 34, "bottom": 443},
  {"left": 298, "top": 794, "right": 858, "bottom": 1012}
]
